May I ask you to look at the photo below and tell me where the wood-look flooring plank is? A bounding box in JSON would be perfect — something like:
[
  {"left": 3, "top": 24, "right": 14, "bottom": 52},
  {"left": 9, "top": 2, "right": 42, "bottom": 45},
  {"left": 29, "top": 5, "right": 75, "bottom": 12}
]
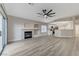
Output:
[{"left": 2, "top": 36, "right": 79, "bottom": 56}]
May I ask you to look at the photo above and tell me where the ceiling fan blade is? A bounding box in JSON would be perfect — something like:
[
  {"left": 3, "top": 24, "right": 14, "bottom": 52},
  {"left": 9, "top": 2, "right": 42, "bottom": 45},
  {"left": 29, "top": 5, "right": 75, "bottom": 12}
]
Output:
[
  {"left": 48, "top": 15, "right": 55, "bottom": 17},
  {"left": 47, "top": 9, "right": 52, "bottom": 14},
  {"left": 48, "top": 12, "right": 55, "bottom": 16},
  {"left": 48, "top": 16, "right": 53, "bottom": 17}
]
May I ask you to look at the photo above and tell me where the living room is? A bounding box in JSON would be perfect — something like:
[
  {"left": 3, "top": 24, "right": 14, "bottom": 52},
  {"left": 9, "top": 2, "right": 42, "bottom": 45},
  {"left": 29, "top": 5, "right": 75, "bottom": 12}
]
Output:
[{"left": 1, "top": 3, "right": 79, "bottom": 56}]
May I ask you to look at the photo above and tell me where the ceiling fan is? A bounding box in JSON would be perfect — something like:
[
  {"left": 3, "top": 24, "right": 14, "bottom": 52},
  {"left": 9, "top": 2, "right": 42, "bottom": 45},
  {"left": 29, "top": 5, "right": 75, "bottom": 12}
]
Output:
[{"left": 37, "top": 9, "right": 56, "bottom": 18}]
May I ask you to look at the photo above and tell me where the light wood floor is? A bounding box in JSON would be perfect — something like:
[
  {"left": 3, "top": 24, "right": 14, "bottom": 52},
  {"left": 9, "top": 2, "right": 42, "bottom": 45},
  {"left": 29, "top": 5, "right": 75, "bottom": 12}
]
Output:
[{"left": 2, "top": 36, "right": 79, "bottom": 56}]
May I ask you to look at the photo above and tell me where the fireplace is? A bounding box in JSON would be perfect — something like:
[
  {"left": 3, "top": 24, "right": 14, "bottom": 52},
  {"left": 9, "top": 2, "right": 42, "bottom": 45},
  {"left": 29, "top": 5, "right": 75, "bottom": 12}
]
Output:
[{"left": 24, "top": 31, "right": 32, "bottom": 39}]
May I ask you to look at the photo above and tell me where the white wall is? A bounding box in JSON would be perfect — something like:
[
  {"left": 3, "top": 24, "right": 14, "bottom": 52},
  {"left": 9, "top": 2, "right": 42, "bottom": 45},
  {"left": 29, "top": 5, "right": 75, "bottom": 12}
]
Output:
[
  {"left": 8, "top": 15, "right": 48, "bottom": 43},
  {"left": 14, "top": 23, "right": 24, "bottom": 41},
  {"left": 75, "top": 19, "right": 79, "bottom": 37},
  {"left": 75, "top": 25, "right": 79, "bottom": 37}
]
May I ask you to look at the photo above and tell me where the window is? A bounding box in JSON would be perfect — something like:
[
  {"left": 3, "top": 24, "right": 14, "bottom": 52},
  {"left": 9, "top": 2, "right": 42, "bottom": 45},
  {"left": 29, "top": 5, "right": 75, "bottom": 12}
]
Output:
[
  {"left": 0, "top": 13, "right": 7, "bottom": 55},
  {"left": 41, "top": 25, "right": 47, "bottom": 33},
  {"left": 0, "top": 5, "right": 7, "bottom": 55}
]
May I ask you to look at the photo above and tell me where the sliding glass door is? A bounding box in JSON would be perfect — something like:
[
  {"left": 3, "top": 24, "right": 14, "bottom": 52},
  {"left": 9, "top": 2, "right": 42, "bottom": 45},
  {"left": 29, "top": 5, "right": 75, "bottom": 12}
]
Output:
[
  {"left": 0, "top": 13, "right": 3, "bottom": 53},
  {"left": 0, "top": 12, "right": 7, "bottom": 55}
]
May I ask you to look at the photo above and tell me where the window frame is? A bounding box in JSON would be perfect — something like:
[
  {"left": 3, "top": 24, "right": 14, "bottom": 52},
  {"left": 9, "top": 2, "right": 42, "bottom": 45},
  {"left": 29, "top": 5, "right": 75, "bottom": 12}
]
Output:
[{"left": 41, "top": 25, "right": 48, "bottom": 33}]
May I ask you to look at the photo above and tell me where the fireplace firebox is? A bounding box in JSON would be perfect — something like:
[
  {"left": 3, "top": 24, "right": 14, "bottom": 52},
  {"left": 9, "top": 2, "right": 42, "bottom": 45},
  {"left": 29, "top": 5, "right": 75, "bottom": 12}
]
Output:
[{"left": 24, "top": 31, "right": 32, "bottom": 39}]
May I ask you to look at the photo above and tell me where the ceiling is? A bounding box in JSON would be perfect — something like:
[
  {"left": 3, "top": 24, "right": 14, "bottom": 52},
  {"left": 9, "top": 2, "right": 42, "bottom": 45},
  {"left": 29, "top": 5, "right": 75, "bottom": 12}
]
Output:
[{"left": 3, "top": 3, "right": 79, "bottom": 23}]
